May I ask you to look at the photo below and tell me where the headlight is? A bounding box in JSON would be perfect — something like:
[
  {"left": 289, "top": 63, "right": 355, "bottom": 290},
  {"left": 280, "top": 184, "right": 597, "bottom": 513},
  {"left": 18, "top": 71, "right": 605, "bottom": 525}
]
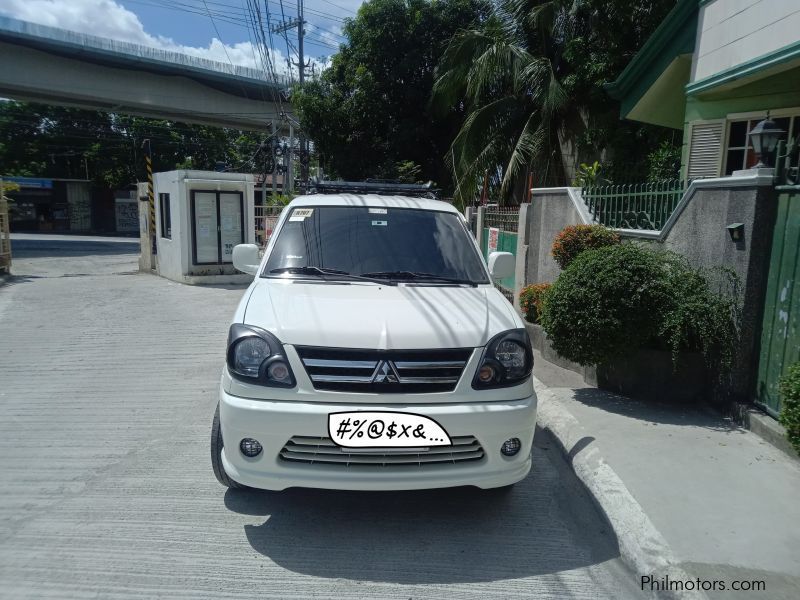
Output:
[
  {"left": 472, "top": 329, "right": 533, "bottom": 389},
  {"left": 226, "top": 324, "right": 296, "bottom": 387}
]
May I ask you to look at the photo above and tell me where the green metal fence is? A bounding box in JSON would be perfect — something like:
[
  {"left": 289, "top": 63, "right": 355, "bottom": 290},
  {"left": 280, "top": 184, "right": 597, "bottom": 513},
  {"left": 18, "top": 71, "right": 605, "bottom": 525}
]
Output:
[
  {"left": 582, "top": 180, "right": 687, "bottom": 231},
  {"left": 755, "top": 141, "right": 800, "bottom": 417},
  {"left": 481, "top": 207, "right": 519, "bottom": 300}
]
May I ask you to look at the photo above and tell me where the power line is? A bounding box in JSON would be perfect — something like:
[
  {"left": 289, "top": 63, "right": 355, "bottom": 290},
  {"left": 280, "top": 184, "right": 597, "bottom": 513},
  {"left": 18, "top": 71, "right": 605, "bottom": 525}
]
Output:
[{"left": 316, "top": 0, "right": 357, "bottom": 14}]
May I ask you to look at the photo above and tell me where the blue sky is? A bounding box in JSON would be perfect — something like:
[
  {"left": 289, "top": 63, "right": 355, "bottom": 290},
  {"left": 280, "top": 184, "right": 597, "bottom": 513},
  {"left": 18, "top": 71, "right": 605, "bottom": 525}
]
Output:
[{"left": 0, "top": 0, "right": 363, "bottom": 74}]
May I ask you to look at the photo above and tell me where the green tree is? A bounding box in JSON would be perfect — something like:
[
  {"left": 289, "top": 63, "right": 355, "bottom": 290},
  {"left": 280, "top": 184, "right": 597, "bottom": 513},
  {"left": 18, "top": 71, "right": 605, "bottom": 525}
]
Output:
[
  {"left": 0, "top": 101, "right": 265, "bottom": 189},
  {"left": 432, "top": 0, "right": 676, "bottom": 204},
  {"left": 292, "top": 0, "right": 490, "bottom": 188}
]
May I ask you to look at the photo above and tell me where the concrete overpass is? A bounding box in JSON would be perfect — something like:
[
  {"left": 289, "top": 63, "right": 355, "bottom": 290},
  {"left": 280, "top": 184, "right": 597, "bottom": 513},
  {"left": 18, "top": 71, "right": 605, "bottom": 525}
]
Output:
[{"left": 0, "top": 16, "right": 291, "bottom": 131}]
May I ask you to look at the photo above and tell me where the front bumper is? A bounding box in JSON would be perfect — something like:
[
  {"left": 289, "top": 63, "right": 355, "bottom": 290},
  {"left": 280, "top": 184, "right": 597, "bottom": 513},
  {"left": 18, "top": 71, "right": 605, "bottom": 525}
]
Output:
[{"left": 219, "top": 388, "right": 537, "bottom": 491}]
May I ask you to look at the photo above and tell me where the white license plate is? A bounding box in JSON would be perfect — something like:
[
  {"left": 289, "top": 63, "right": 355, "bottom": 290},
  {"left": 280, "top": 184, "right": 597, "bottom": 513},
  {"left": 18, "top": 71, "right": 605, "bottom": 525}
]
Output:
[{"left": 328, "top": 411, "right": 452, "bottom": 448}]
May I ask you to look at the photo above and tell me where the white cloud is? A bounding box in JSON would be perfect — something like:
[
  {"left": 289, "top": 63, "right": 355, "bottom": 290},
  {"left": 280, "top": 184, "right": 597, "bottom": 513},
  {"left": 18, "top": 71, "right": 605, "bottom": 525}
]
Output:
[{"left": 0, "top": 0, "right": 324, "bottom": 76}]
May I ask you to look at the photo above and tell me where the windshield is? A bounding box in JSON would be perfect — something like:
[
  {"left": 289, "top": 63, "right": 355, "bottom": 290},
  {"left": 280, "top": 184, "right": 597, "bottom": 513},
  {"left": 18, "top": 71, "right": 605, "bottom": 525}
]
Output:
[{"left": 262, "top": 205, "right": 489, "bottom": 284}]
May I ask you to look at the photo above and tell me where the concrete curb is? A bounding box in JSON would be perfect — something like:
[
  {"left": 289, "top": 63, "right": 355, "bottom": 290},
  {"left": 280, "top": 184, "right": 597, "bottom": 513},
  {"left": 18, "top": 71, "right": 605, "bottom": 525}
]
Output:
[{"left": 534, "top": 378, "right": 707, "bottom": 600}]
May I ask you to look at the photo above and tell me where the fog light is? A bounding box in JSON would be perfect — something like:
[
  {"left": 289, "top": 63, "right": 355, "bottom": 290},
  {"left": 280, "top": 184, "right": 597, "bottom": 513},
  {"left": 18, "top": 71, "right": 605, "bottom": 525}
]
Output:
[
  {"left": 267, "top": 360, "right": 290, "bottom": 382},
  {"left": 240, "top": 438, "right": 262, "bottom": 458},
  {"left": 478, "top": 364, "right": 496, "bottom": 383},
  {"left": 501, "top": 437, "right": 521, "bottom": 456}
]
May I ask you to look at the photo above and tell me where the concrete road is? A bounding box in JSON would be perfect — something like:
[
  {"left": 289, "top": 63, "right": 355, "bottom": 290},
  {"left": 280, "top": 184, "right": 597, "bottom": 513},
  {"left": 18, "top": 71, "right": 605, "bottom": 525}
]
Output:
[{"left": 0, "top": 235, "right": 641, "bottom": 599}]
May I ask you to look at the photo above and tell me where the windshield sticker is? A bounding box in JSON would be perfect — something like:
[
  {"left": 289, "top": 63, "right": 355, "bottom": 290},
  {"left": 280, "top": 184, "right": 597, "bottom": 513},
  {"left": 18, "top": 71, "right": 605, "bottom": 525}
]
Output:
[
  {"left": 368, "top": 208, "right": 388, "bottom": 214},
  {"left": 289, "top": 208, "right": 314, "bottom": 222},
  {"left": 371, "top": 220, "right": 388, "bottom": 226}
]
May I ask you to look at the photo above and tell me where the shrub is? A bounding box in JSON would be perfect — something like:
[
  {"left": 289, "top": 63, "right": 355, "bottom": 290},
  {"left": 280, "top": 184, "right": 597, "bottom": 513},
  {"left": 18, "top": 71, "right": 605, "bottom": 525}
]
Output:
[
  {"left": 519, "top": 283, "right": 551, "bottom": 324},
  {"left": 540, "top": 243, "right": 739, "bottom": 369},
  {"left": 572, "top": 161, "right": 611, "bottom": 187},
  {"left": 646, "top": 140, "right": 681, "bottom": 182},
  {"left": 656, "top": 255, "right": 740, "bottom": 371},
  {"left": 778, "top": 362, "right": 800, "bottom": 455},
  {"left": 551, "top": 224, "right": 621, "bottom": 270}
]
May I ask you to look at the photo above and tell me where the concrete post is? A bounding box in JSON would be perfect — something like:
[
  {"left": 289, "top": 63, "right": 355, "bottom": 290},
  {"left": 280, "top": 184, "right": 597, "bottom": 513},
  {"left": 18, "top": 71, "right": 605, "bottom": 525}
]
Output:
[
  {"left": 513, "top": 203, "right": 532, "bottom": 312},
  {"left": 476, "top": 205, "right": 485, "bottom": 248},
  {"left": 464, "top": 206, "right": 475, "bottom": 236},
  {"left": 137, "top": 182, "right": 153, "bottom": 272}
]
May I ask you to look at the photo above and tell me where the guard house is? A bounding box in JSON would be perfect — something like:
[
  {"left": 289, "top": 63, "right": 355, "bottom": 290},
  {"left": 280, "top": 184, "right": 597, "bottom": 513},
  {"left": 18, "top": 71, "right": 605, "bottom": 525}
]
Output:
[{"left": 152, "top": 170, "right": 255, "bottom": 284}]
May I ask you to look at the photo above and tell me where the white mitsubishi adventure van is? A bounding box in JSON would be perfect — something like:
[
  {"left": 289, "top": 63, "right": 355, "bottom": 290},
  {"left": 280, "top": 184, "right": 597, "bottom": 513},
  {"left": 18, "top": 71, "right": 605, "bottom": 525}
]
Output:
[{"left": 211, "top": 188, "right": 537, "bottom": 491}]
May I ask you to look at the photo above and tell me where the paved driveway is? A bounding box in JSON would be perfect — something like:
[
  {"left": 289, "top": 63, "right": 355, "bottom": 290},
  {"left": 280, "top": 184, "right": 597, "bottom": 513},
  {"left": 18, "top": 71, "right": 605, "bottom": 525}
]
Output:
[{"left": 0, "top": 235, "right": 640, "bottom": 599}]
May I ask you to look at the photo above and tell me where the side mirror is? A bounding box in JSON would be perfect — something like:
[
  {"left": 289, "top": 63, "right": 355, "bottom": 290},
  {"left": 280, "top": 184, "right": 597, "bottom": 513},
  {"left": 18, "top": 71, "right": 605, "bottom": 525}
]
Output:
[
  {"left": 232, "top": 244, "right": 261, "bottom": 275},
  {"left": 488, "top": 251, "right": 514, "bottom": 281}
]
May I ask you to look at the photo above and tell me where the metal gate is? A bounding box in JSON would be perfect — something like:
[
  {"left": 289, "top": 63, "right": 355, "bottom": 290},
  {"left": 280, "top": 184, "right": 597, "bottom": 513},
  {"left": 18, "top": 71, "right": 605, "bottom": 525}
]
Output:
[
  {"left": 755, "top": 144, "right": 800, "bottom": 416},
  {"left": 481, "top": 207, "right": 519, "bottom": 301},
  {"left": 254, "top": 205, "right": 284, "bottom": 247}
]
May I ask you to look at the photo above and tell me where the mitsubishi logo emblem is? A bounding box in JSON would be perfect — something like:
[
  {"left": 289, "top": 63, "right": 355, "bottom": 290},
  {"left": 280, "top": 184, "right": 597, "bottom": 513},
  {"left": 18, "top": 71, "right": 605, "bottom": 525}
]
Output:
[{"left": 372, "top": 360, "right": 399, "bottom": 383}]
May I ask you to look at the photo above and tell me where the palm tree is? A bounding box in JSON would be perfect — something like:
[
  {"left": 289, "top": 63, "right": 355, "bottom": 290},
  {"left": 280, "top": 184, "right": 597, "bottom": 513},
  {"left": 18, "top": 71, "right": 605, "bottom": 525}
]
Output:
[{"left": 433, "top": 0, "right": 587, "bottom": 205}]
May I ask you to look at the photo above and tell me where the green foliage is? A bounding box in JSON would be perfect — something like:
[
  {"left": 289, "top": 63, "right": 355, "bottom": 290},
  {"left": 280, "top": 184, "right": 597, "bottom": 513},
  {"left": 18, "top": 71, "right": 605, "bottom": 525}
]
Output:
[
  {"left": 778, "top": 362, "right": 800, "bottom": 455},
  {"left": 394, "top": 160, "right": 424, "bottom": 184},
  {"left": 292, "top": 0, "right": 489, "bottom": 190},
  {"left": 519, "top": 283, "right": 551, "bottom": 324},
  {"left": 267, "top": 193, "right": 294, "bottom": 206},
  {"left": 541, "top": 244, "right": 671, "bottom": 365},
  {"left": 433, "top": 0, "right": 676, "bottom": 203},
  {"left": 540, "top": 244, "right": 740, "bottom": 370},
  {"left": 551, "top": 224, "right": 621, "bottom": 269},
  {"left": 573, "top": 161, "right": 610, "bottom": 187},
  {"left": 0, "top": 101, "right": 264, "bottom": 190},
  {"left": 647, "top": 140, "right": 682, "bottom": 182},
  {"left": 656, "top": 256, "right": 740, "bottom": 371}
]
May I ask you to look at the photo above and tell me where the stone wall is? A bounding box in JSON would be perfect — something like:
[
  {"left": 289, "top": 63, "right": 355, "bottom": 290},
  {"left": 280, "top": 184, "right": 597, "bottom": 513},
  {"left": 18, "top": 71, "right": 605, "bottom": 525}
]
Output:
[
  {"left": 525, "top": 188, "right": 587, "bottom": 285},
  {"left": 522, "top": 174, "right": 778, "bottom": 404}
]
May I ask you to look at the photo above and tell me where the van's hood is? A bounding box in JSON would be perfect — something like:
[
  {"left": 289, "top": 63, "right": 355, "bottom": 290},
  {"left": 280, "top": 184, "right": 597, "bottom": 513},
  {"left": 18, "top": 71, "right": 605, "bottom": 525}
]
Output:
[{"left": 243, "top": 281, "right": 521, "bottom": 349}]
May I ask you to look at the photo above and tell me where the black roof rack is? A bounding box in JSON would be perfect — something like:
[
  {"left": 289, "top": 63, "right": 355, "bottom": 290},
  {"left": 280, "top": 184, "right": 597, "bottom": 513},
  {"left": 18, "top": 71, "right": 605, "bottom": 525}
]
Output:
[{"left": 307, "top": 179, "right": 438, "bottom": 199}]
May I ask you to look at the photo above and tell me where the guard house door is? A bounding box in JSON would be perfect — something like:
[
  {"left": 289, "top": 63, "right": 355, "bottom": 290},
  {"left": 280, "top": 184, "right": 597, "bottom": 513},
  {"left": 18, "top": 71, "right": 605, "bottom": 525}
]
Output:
[{"left": 190, "top": 190, "right": 244, "bottom": 265}]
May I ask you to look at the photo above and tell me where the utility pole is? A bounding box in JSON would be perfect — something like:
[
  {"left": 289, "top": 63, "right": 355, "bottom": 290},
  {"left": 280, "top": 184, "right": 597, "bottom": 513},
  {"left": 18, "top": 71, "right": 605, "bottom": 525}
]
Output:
[
  {"left": 271, "top": 120, "right": 277, "bottom": 198},
  {"left": 296, "top": 0, "right": 308, "bottom": 192},
  {"left": 271, "top": 2, "right": 309, "bottom": 192}
]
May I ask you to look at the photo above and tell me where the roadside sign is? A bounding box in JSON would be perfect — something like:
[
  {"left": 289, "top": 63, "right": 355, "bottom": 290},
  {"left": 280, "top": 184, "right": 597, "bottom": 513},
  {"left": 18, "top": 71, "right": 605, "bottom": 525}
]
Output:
[{"left": 488, "top": 227, "right": 499, "bottom": 253}]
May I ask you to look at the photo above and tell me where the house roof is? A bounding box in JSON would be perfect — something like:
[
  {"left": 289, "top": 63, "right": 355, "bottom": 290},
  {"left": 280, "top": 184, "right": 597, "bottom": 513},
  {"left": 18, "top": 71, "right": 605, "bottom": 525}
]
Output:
[{"left": 605, "top": 0, "right": 699, "bottom": 129}]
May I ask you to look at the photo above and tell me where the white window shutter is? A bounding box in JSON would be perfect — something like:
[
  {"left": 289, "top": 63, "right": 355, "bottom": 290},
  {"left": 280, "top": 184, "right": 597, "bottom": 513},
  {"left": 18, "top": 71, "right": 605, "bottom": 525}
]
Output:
[{"left": 687, "top": 120, "right": 724, "bottom": 179}]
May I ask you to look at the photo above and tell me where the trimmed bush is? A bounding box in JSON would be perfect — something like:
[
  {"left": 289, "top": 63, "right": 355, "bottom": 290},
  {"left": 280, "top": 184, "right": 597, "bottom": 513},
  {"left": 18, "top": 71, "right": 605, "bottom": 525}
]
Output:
[
  {"left": 540, "top": 243, "right": 739, "bottom": 369},
  {"left": 519, "top": 283, "right": 551, "bottom": 324},
  {"left": 551, "top": 224, "right": 621, "bottom": 269},
  {"left": 778, "top": 362, "right": 800, "bottom": 455}
]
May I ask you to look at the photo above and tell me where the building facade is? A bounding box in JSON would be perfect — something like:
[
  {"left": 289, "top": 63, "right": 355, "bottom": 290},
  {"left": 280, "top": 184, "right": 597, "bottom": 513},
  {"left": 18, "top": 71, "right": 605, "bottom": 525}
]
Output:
[{"left": 606, "top": 0, "right": 800, "bottom": 178}]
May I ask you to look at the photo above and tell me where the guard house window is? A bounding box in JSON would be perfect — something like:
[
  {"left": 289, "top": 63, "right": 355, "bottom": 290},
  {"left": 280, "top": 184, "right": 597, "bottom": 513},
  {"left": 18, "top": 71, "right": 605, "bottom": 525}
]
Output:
[
  {"left": 190, "top": 190, "right": 244, "bottom": 265},
  {"left": 724, "top": 113, "right": 798, "bottom": 175},
  {"left": 159, "top": 193, "right": 171, "bottom": 239}
]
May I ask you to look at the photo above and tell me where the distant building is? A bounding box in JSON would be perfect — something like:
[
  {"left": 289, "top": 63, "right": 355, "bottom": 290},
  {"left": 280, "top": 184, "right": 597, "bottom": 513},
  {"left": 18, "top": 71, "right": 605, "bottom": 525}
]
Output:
[{"left": 4, "top": 176, "right": 137, "bottom": 234}]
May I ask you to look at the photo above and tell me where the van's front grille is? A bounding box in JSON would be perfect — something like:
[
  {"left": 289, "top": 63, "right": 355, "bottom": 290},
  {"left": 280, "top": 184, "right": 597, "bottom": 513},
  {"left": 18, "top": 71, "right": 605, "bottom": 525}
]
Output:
[
  {"left": 295, "top": 347, "right": 472, "bottom": 393},
  {"left": 279, "top": 436, "right": 485, "bottom": 467}
]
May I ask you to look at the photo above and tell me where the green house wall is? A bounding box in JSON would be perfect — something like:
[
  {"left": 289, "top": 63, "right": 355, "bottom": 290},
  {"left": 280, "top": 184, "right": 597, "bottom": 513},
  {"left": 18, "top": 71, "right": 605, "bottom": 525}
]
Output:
[{"left": 680, "top": 65, "right": 800, "bottom": 178}]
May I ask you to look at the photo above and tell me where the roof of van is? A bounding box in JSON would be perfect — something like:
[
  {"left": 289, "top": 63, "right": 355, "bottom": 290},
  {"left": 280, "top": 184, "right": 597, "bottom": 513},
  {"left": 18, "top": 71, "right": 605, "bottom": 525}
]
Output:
[{"left": 287, "top": 194, "right": 460, "bottom": 213}]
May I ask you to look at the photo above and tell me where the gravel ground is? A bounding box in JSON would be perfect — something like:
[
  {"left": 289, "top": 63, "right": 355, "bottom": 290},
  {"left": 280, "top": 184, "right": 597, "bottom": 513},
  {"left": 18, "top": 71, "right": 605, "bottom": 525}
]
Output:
[{"left": 0, "top": 235, "right": 641, "bottom": 599}]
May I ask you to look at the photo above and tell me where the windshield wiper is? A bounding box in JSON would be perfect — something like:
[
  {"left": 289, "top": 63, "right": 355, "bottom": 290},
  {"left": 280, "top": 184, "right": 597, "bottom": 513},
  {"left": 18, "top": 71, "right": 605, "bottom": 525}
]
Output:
[
  {"left": 360, "top": 270, "right": 478, "bottom": 287},
  {"left": 269, "top": 266, "right": 397, "bottom": 285}
]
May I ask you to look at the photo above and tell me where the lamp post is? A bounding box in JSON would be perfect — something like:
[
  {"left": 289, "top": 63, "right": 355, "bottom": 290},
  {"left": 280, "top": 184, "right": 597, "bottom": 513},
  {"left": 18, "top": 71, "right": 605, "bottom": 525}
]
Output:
[{"left": 748, "top": 116, "right": 785, "bottom": 168}]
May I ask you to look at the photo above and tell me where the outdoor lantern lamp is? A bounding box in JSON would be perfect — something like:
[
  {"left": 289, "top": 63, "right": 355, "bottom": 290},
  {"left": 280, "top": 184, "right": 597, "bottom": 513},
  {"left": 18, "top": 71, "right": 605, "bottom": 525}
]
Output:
[
  {"left": 748, "top": 116, "right": 785, "bottom": 168},
  {"left": 726, "top": 223, "right": 744, "bottom": 242}
]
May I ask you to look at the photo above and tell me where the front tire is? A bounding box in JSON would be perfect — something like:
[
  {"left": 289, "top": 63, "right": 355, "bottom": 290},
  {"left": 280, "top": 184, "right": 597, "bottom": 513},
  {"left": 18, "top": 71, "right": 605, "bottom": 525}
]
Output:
[{"left": 210, "top": 403, "right": 246, "bottom": 489}]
